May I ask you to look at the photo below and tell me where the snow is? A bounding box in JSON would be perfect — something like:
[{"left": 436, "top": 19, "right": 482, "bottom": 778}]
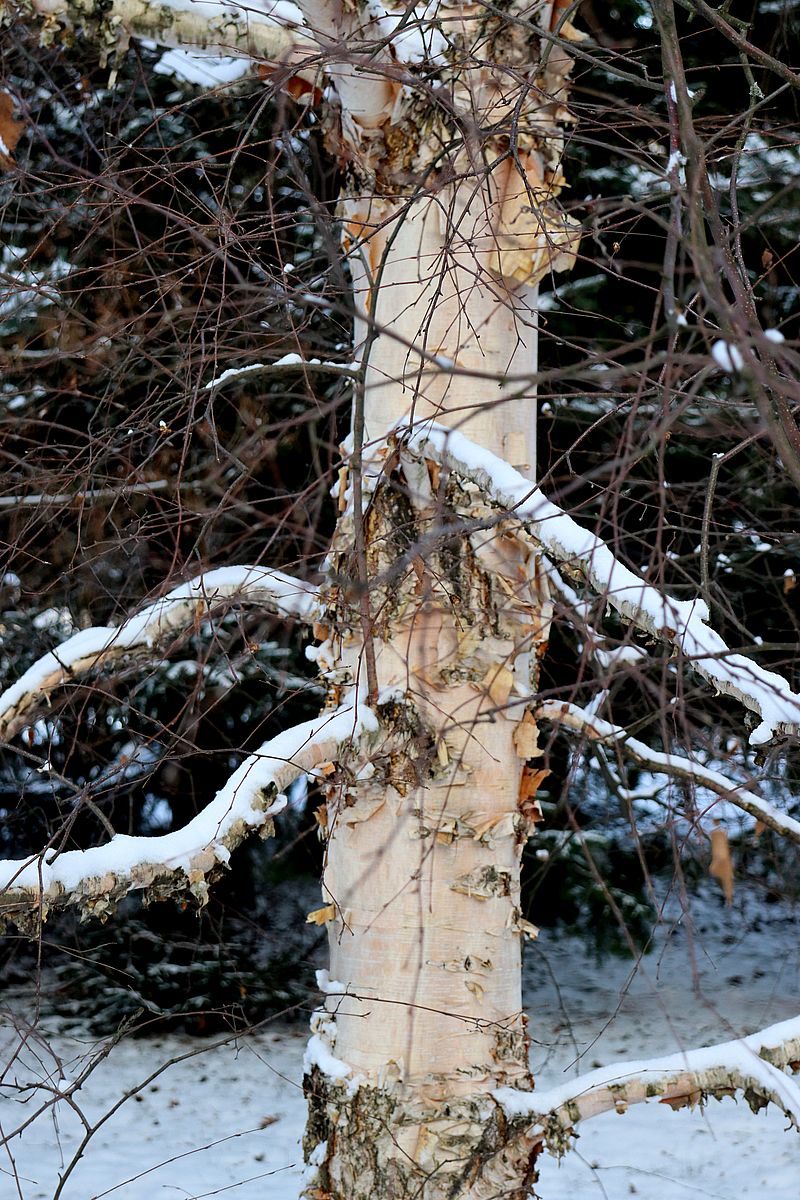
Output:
[
  {"left": 538, "top": 700, "right": 800, "bottom": 842},
  {"left": 303, "top": 1034, "right": 351, "bottom": 1081},
  {"left": 364, "top": 1, "right": 449, "bottom": 65},
  {"left": 495, "top": 1014, "right": 800, "bottom": 1124},
  {"left": 141, "top": 2, "right": 309, "bottom": 89},
  {"left": 154, "top": 49, "right": 251, "bottom": 86},
  {"left": 0, "top": 566, "right": 320, "bottom": 729},
  {"left": 665, "top": 149, "right": 686, "bottom": 180},
  {"left": 402, "top": 422, "right": 800, "bottom": 746},
  {"left": 593, "top": 643, "right": 647, "bottom": 669},
  {"left": 204, "top": 362, "right": 271, "bottom": 388},
  {"left": 1, "top": 890, "right": 798, "bottom": 1199},
  {"left": 0, "top": 702, "right": 377, "bottom": 895},
  {"left": 711, "top": 340, "right": 745, "bottom": 373},
  {"left": 315, "top": 970, "right": 347, "bottom": 995},
  {"left": 204, "top": 356, "right": 358, "bottom": 389},
  {"left": 0, "top": 244, "right": 72, "bottom": 325}
]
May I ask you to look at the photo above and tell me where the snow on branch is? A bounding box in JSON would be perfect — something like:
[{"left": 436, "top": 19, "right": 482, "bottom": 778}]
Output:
[
  {"left": 26, "top": 0, "right": 315, "bottom": 63},
  {"left": 0, "top": 701, "right": 377, "bottom": 931},
  {"left": 538, "top": 700, "right": 800, "bottom": 845},
  {"left": 0, "top": 566, "right": 320, "bottom": 740},
  {"left": 495, "top": 1016, "right": 800, "bottom": 1153},
  {"left": 401, "top": 424, "right": 800, "bottom": 747},
  {"left": 203, "top": 354, "right": 359, "bottom": 391}
]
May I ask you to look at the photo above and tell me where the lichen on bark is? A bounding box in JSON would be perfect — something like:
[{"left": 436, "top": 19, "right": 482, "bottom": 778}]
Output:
[{"left": 303, "top": 1067, "right": 542, "bottom": 1200}]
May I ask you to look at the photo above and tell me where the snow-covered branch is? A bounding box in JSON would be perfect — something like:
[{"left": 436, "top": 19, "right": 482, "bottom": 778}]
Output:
[
  {"left": 495, "top": 1016, "right": 800, "bottom": 1152},
  {"left": 402, "top": 424, "right": 800, "bottom": 747},
  {"left": 0, "top": 701, "right": 377, "bottom": 930},
  {"left": 538, "top": 700, "right": 800, "bottom": 845},
  {"left": 203, "top": 354, "right": 359, "bottom": 391},
  {"left": 25, "top": 0, "right": 315, "bottom": 63},
  {"left": 0, "top": 566, "right": 320, "bottom": 740}
]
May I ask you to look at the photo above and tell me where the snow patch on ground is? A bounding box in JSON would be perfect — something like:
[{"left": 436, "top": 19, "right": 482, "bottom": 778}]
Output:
[{"left": 1, "top": 890, "right": 798, "bottom": 1198}]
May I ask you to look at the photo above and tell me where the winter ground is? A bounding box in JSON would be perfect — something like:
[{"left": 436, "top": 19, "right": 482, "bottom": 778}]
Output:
[{"left": 1, "top": 888, "right": 798, "bottom": 1200}]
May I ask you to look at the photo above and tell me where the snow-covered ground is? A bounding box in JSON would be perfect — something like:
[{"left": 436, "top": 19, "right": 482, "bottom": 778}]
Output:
[{"left": 1, "top": 888, "right": 798, "bottom": 1199}]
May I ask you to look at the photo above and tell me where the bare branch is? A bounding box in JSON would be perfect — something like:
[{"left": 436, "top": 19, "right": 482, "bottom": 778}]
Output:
[
  {"left": 402, "top": 424, "right": 800, "bottom": 747},
  {"left": 0, "top": 566, "right": 320, "bottom": 741},
  {"left": 538, "top": 700, "right": 800, "bottom": 845},
  {"left": 672, "top": 0, "right": 800, "bottom": 93},
  {"left": 0, "top": 700, "right": 377, "bottom": 930},
  {"left": 495, "top": 1016, "right": 800, "bottom": 1152}
]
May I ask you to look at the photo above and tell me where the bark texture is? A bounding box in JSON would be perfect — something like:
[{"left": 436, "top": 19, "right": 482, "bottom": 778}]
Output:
[
  {"left": 304, "top": 457, "right": 551, "bottom": 1199},
  {"left": 300, "top": 4, "right": 577, "bottom": 1194}
]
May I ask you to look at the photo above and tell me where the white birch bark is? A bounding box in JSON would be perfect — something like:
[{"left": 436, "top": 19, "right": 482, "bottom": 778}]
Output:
[
  {"left": 296, "top": 4, "right": 579, "bottom": 1195},
  {"left": 6, "top": 3, "right": 580, "bottom": 1192}
]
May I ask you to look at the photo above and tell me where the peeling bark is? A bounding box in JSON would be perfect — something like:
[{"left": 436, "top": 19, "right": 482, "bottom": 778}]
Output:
[
  {"left": 495, "top": 1016, "right": 800, "bottom": 1156},
  {"left": 304, "top": 466, "right": 551, "bottom": 1197},
  {"left": 0, "top": 704, "right": 374, "bottom": 933},
  {"left": 8, "top": 3, "right": 579, "bottom": 1195}
]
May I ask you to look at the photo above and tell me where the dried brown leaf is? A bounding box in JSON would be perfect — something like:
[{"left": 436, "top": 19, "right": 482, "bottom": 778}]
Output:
[
  {"left": 0, "top": 92, "right": 24, "bottom": 170},
  {"left": 709, "top": 823, "right": 734, "bottom": 906}
]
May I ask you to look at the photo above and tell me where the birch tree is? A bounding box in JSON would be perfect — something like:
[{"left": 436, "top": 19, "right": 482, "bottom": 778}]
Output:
[{"left": 2, "top": 2, "right": 800, "bottom": 1198}]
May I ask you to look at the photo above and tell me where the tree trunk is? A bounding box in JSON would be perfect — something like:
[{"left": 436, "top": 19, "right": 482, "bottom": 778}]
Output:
[{"left": 302, "top": 4, "right": 579, "bottom": 1195}]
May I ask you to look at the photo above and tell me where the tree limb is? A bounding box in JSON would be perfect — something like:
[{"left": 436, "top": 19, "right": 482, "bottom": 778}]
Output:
[
  {"left": 0, "top": 700, "right": 377, "bottom": 931},
  {"left": 538, "top": 700, "right": 800, "bottom": 845},
  {"left": 0, "top": 566, "right": 320, "bottom": 740},
  {"left": 18, "top": 0, "right": 316, "bottom": 63},
  {"left": 494, "top": 1015, "right": 800, "bottom": 1153},
  {"left": 401, "top": 424, "right": 800, "bottom": 747}
]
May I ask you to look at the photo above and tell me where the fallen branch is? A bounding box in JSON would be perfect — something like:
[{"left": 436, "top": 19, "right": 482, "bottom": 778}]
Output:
[
  {"left": 0, "top": 566, "right": 320, "bottom": 740},
  {"left": 538, "top": 700, "right": 800, "bottom": 845},
  {"left": 0, "top": 700, "right": 377, "bottom": 930},
  {"left": 403, "top": 423, "right": 800, "bottom": 747},
  {"left": 494, "top": 1015, "right": 800, "bottom": 1153}
]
